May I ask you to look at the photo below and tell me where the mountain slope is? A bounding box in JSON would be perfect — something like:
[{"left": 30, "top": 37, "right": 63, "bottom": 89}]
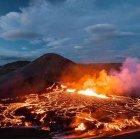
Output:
[
  {"left": 0, "top": 61, "right": 30, "bottom": 76},
  {"left": 0, "top": 53, "right": 76, "bottom": 98}
]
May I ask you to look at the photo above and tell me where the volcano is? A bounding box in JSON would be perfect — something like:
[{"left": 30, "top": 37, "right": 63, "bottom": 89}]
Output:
[
  {"left": 0, "top": 53, "right": 121, "bottom": 99},
  {"left": 0, "top": 53, "right": 140, "bottom": 139},
  {"left": 0, "top": 53, "right": 77, "bottom": 98}
]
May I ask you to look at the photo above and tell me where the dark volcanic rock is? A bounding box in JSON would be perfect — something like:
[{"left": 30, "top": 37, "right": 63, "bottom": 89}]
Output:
[
  {"left": 0, "top": 53, "right": 122, "bottom": 99},
  {"left": 0, "top": 61, "right": 30, "bottom": 76},
  {"left": 105, "top": 130, "right": 140, "bottom": 139},
  {"left": 0, "top": 53, "right": 76, "bottom": 98},
  {"left": 0, "top": 128, "right": 51, "bottom": 139}
]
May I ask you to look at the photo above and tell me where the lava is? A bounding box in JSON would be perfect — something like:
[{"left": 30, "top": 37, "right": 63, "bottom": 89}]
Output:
[
  {"left": 77, "top": 88, "right": 108, "bottom": 99},
  {"left": 1, "top": 58, "right": 140, "bottom": 138},
  {"left": 75, "top": 123, "right": 86, "bottom": 131},
  {"left": 0, "top": 83, "right": 140, "bottom": 138},
  {"left": 66, "top": 88, "right": 108, "bottom": 99},
  {"left": 66, "top": 89, "right": 76, "bottom": 93}
]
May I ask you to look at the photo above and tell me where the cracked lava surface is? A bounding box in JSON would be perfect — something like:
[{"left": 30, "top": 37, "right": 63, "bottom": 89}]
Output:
[{"left": 0, "top": 84, "right": 140, "bottom": 138}]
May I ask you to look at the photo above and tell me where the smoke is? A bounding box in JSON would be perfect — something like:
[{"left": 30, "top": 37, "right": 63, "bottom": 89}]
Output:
[
  {"left": 76, "top": 57, "right": 140, "bottom": 97},
  {"left": 109, "top": 57, "right": 140, "bottom": 97}
]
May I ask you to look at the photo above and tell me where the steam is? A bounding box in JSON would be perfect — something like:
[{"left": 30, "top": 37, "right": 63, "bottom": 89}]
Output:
[{"left": 109, "top": 57, "right": 140, "bottom": 97}]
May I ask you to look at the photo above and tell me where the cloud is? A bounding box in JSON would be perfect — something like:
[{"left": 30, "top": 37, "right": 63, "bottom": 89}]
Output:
[
  {"left": 85, "top": 24, "right": 137, "bottom": 41},
  {"left": 44, "top": 37, "right": 71, "bottom": 47},
  {"left": 85, "top": 24, "right": 115, "bottom": 34},
  {"left": 0, "top": 1, "right": 137, "bottom": 43},
  {"left": 21, "top": 46, "right": 28, "bottom": 50},
  {"left": 85, "top": 24, "right": 140, "bottom": 47},
  {"left": 1, "top": 30, "right": 40, "bottom": 40},
  {"left": 30, "top": 39, "right": 43, "bottom": 44},
  {"left": 73, "top": 45, "right": 82, "bottom": 49},
  {"left": 0, "top": 0, "right": 97, "bottom": 41},
  {"left": 0, "top": 0, "right": 140, "bottom": 63}
]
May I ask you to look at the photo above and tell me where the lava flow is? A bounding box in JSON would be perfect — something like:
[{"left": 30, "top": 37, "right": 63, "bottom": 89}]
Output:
[{"left": 0, "top": 82, "right": 140, "bottom": 138}]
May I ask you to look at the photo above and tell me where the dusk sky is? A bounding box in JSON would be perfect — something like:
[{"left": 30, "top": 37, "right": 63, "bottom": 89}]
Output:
[{"left": 0, "top": 0, "right": 140, "bottom": 64}]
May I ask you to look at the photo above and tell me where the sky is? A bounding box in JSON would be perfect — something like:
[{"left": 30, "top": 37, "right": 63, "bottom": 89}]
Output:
[{"left": 0, "top": 0, "right": 140, "bottom": 65}]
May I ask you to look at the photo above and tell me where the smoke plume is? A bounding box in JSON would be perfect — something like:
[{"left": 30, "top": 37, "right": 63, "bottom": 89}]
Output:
[
  {"left": 109, "top": 57, "right": 140, "bottom": 97},
  {"left": 76, "top": 57, "right": 140, "bottom": 97}
]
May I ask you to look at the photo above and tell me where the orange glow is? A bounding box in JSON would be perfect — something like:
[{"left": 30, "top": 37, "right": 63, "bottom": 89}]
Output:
[
  {"left": 64, "top": 69, "right": 123, "bottom": 97},
  {"left": 0, "top": 86, "right": 140, "bottom": 138},
  {"left": 75, "top": 123, "right": 86, "bottom": 131},
  {"left": 25, "top": 122, "right": 32, "bottom": 127},
  {"left": 63, "top": 70, "right": 117, "bottom": 99},
  {"left": 75, "top": 71, "right": 114, "bottom": 95},
  {"left": 77, "top": 88, "right": 108, "bottom": 98},
  {"left": 61, "top": 84, "right": 67, "bottom": 89},
  {"left": 66, "top": 87, "right": 108, "bottom": 98},
  {"left": 66, "top": 89, "right": 76, "bottom": 93}
]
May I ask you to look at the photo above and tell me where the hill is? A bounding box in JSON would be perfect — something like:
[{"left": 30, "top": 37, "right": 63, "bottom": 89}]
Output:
[
  {"left": 0, "top": 53, "right": 121, "bottom": 98},
  {"left": 0, "top": 61, "right": 30, "bottom": 76},
  {"left": 0, "top": 53, "right": 76, "bottom": 98}
]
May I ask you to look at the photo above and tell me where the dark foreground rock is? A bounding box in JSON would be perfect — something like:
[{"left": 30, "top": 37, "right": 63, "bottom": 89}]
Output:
[
  {"left": 0, "top": 128, "right": 139, "bottom": 139},
  {"left": 105, "top": 130, "right": 140, "bottom": 139},
  {"left": 0, "top": 128, "right": 51, "bottom": 139}
]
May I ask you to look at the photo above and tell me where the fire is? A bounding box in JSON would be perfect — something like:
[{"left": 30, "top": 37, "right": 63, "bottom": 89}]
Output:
[
  {"left": 66, "top": 87, "right": 109, "bottom": 98},
  {"left": 74, "top": 71, "right": 115, "bottom": 96},
  {"left": 77, "top": 88, "right": 108, "bottom": 99},
  {"left": 66, "top": 87, "right": 108, "bottom": 99},
  {"left": 66, "top": 86, "right": 109, "bottom": 99},
  {"left": 65, "top": 70, "right": 112, "bottom": 98}
]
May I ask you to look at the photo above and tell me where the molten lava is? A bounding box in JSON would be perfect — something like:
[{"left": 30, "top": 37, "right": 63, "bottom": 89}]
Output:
[
  {"left": 66, "top": 89, "right": 76, "bottom": 93},
  {"left": 0, "top": 84, "right": 140, "bottom": 138},
  {"left": 77, "top": 88, "right": 108, "bottom": 99},
  {"left": 66, "top": 88, "right": 108, "bottom": 99},
  {"left": 75, "top": 123, "right": 86, "bottom": 131}
]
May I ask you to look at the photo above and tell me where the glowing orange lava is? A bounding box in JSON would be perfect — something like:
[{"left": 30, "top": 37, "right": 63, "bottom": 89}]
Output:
[
  {"left": 75, "top": 123, "right": 86, "bottom": 131},
  {"left": 66, "top": 88, "right": 108, "bottom": 99},
  {"left": 77, "top": 88, "right": 108, "bottom": 99},
  {"left": 66, "top": 89, "right": 76, "bottom": 93}
]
